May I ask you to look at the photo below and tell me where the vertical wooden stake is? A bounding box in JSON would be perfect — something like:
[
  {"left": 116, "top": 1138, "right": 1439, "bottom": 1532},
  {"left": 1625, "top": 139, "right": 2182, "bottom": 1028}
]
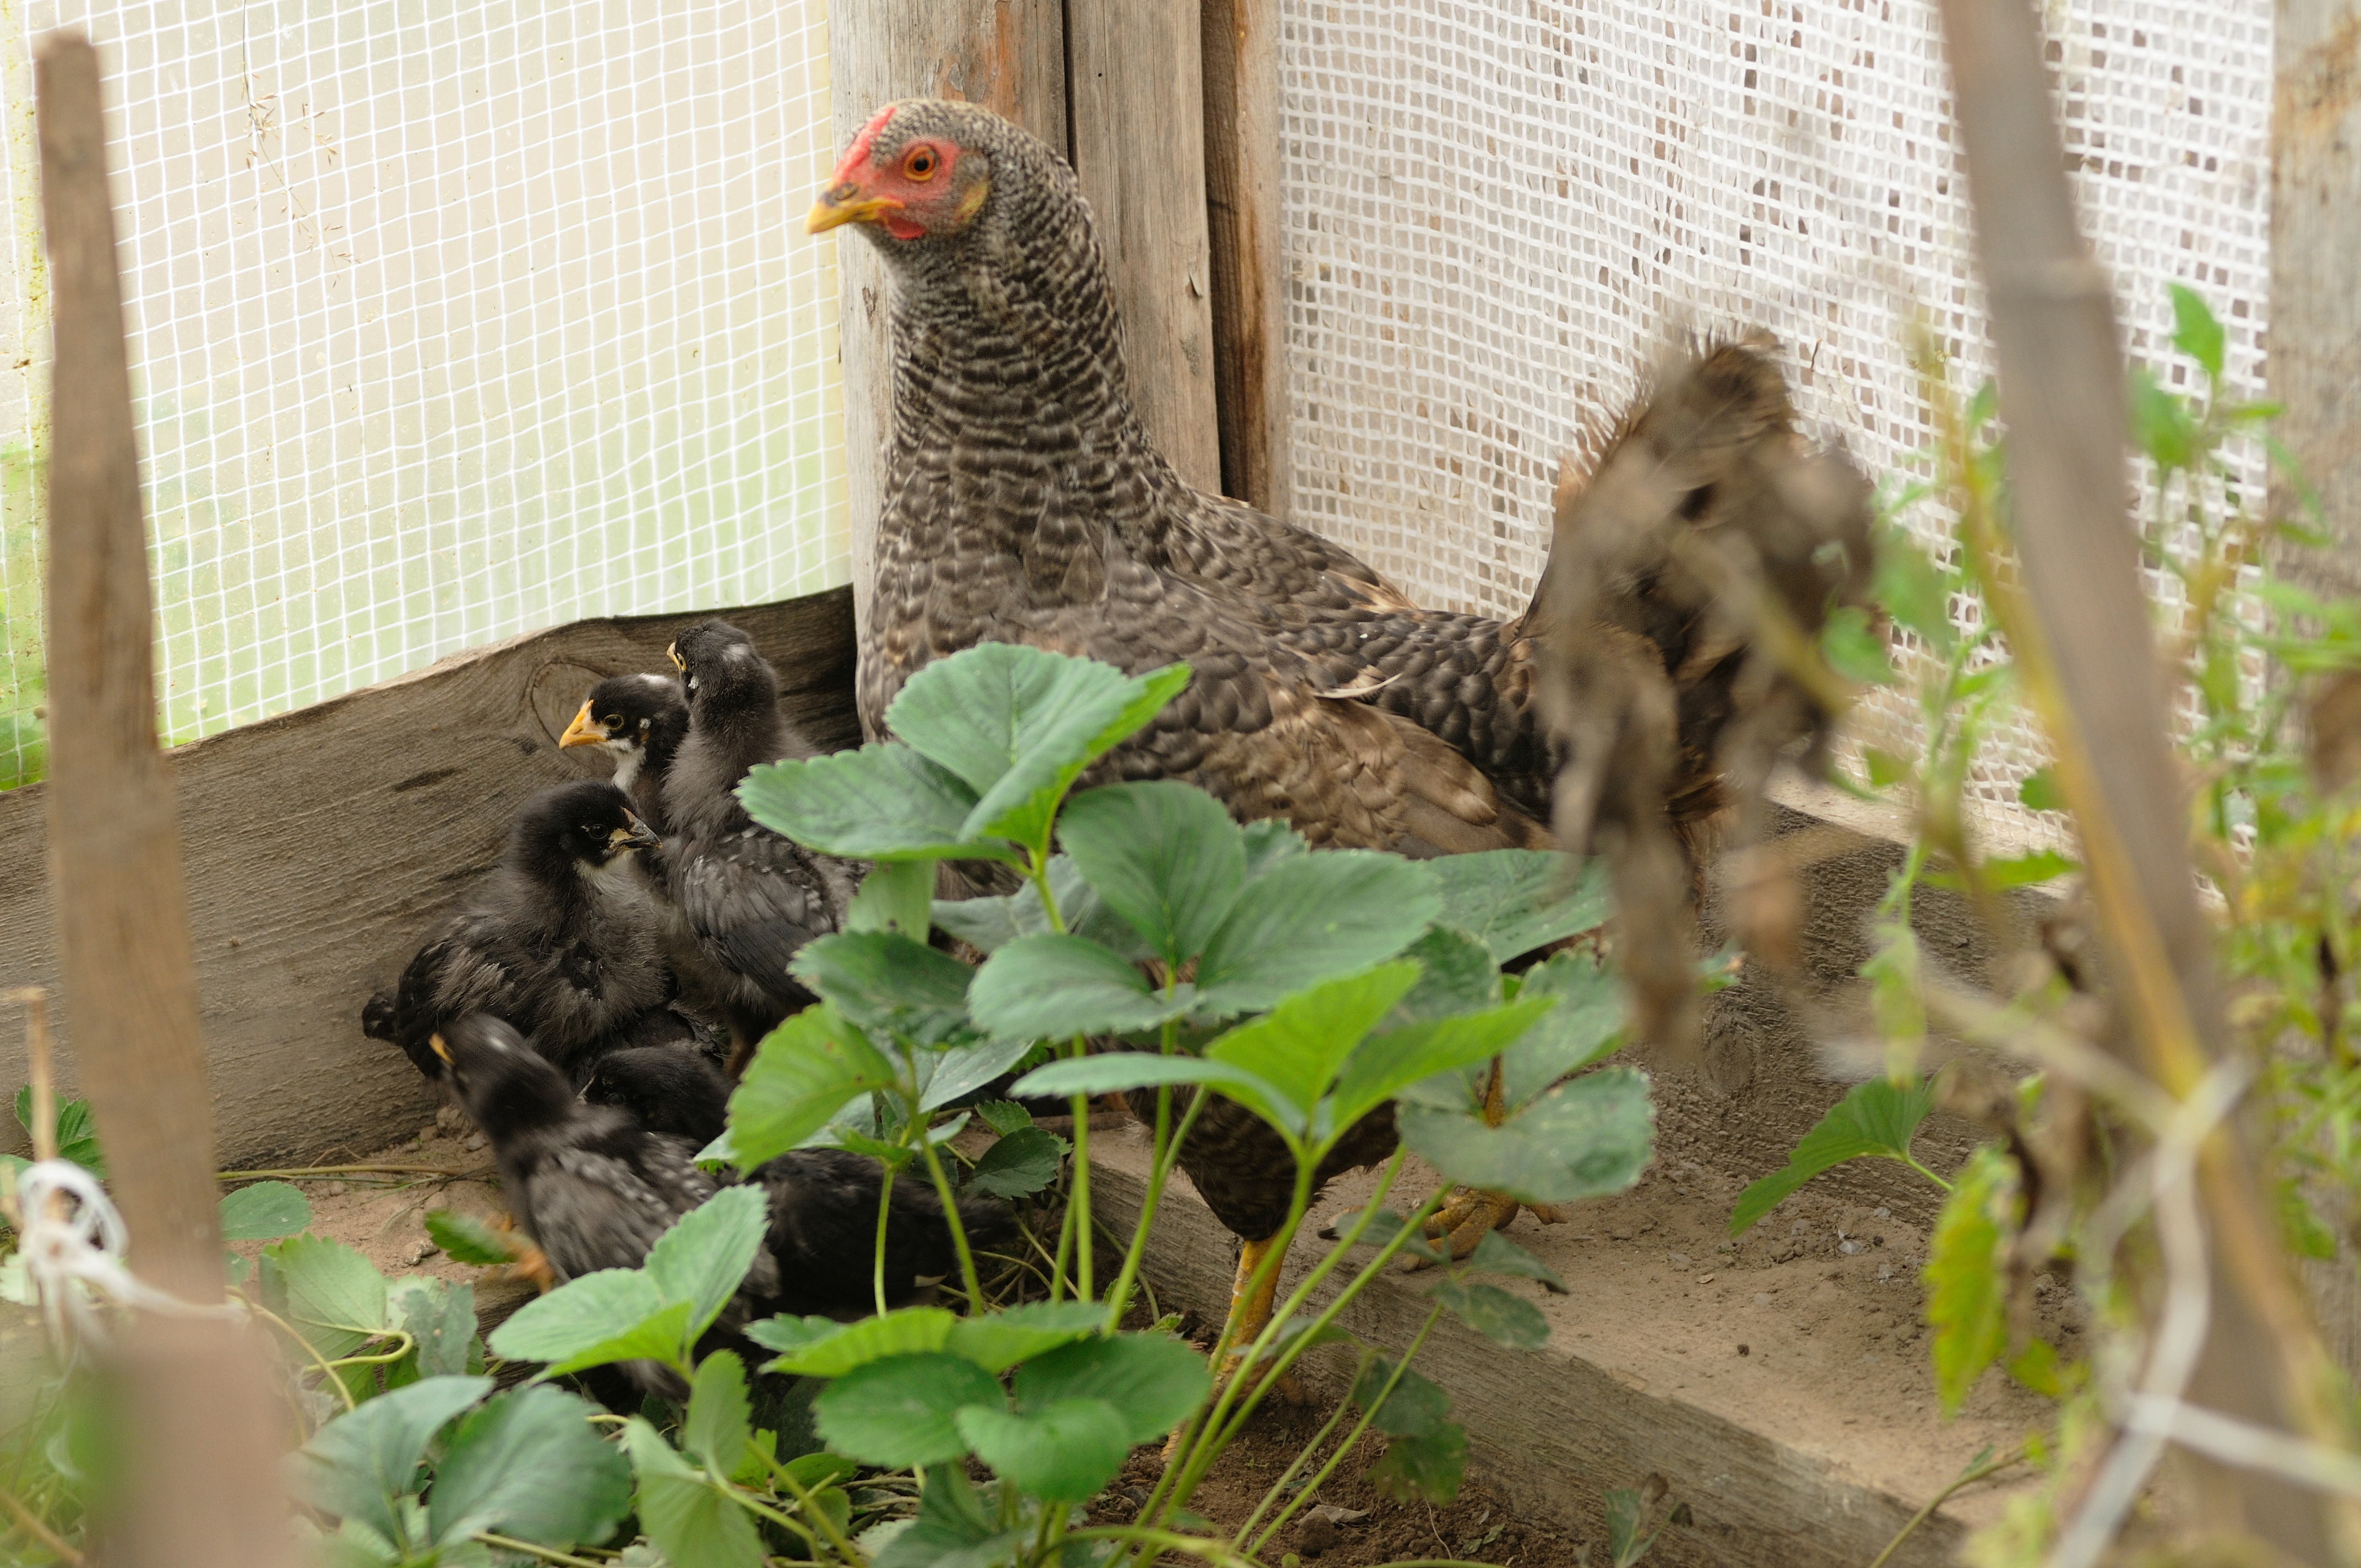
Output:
[
  {"left": 37, "top": 34, "right": 292, "bottom": 1567},
  {"left": 1201, "top": 0, "right": 1287, "bottom": 516}
]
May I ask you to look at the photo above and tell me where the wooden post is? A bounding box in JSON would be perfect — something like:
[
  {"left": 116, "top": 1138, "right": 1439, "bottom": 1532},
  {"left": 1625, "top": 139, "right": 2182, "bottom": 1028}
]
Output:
[
  {"left": 1065, "top": 0, "right": 1223, "bottom": 495},
  {"left": 831, "top": 1, "right": 1065, "bottom": 682},
  {"left": 37, "top": 34, "right": 292, "bottom": 1567},
  {"left": 1935, "top": 0, "right": 2361, "bottom": 1558},
  {"left": 2271, "top": 0, "right": 2361, "bottom": 602},
  {"left": 1201, "top": 0, "right": 1287, "bottom": 516}
]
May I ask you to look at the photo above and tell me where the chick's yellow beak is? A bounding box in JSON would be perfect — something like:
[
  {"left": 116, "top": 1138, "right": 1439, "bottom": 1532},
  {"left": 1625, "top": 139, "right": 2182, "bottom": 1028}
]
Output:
[
  {"left": 666, "top": 641, "right": 684, "bottom": 673},
  {"left": 807, "top": 183, "right": 904, "bottom": 235},
  {"left": 558, "top": 699, "right": 603, "bottom": 749},
  {"left": 429, "top": 1033, "right": 452, "bottom": 1066}
]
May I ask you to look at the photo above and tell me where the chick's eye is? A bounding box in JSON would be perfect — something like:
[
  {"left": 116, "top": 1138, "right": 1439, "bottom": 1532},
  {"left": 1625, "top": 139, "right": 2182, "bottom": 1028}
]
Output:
[
  {"left": 604, "top": 713, "right": 622, "bottom": 726},
  {"left": 904, "top": 146, "right": 938, "bottom": 181}
]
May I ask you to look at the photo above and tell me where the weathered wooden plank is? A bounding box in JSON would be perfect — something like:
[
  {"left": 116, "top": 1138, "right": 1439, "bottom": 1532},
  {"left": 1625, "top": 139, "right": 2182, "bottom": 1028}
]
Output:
[
  {"left": 1067, "top": 0, "right": 1223, "bottom": 494},
  {"left": 2271, "top": 0, "right": 2361, "bottom": 602},
  {"left": 830, "top": 0, "right": 1067, "bottom": 667},
  {"left": 0, "top": 587, "right": 857, "bottom": 1170},
  {"left": 1201, "top": 0, "right": 1287, "bottom": 516}
]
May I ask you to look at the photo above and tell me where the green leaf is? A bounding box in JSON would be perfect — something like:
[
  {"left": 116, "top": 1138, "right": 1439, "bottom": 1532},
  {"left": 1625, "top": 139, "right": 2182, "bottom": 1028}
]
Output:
[
  {"left": 287, "top": 1374, "right": 492, "bottom": 1542},
  {"left": 884, "top": 644, "right": 1190, "bottom": 848},
  {"left": 1057, "top": 780, "right": 1248, "bottom": 966},
  {"left": 1367, "top": 1421, "right": 1468, "bottom": 1505},
  {"left": 1397, "top": 1066, "right": 1655, "bottom": 1206},
  {"left": 429, "top": 1385, "right": 630, "bottom": 1549},
  {"left": 1014, "top": 1332, "right": 1211, "bottom": 1446},
  {"left": 812, "top": 1352, "right": 1001, "bottom": 1467},
  {"left": 1391, "top": 927, "right": 1503, "bottom": 1024},
  {"left": 1500, "top": 950, "right": 1626, "bottom": 1109},
  {"left": 12, "top": 1090, "right": 105, "bottom": 1176},
  {"left": 683, "top": 1351, "right": 753, "bottom": 1478},
  {"left": 1241, "top": 818, "right": 1308, "bottom": 879},
  {"left": 1872, "top": 530, "right": 1954, "bottom": 653},
  {"left": 624, "top": 1417, "right": 764, "bottom": 1568},
  {"left": 1605, "top": 1486, "right": 1661, "bottom": 1568},
  {"left": 1206, "top": 962, "right": 1423, "bottom": 1126},
  {"left": 964, "top": 1125, "right": 1068, "bottom": 1199},
  {"left": 1325, "top": 1206, "right": 1447, "bottom": 1263},
  {"left": 2017, "top": 765, "right": 2065, "bottom": 813},
  {"left": 1727, "top": 1077, "right": 1936, "bottom": 1236},
  {"left": 219, "top": 1180, "right": 310, "bottom": 1242},
  {"left": 2168, "top": 282, "right": 2226, "bottom": 382},
  {"left": 264, "top": 1234, "right": 391, "bottom": 1362},
  {"left": 846, "top": 858, "right": 937, "bottom": 940},
  {"left": 1925, "top": 1145, "right": 2021, "bottom": 1414},
  {"left": 870, "top": 1465, "right": 1009, "bottom": 1568},
  {"left": 388, "top": 1277, "right": 478, "bottom": 1381},
  {"left": 728, "top": 1005, "right": 899, "bottom": 1170},
  {"left": 929, "top": 854, "right": 1141, "bottom": 959},
  {"left": 487, "top": 1270, "right": 683, "bottom": 1375},
  {"left": 759, "top": 1306, "right": 956, "bottom": 1377},
  {"left": 741, "top": 742, "right": 1002, "bottom": 862},
  {"left": 1352, "top": 1357, "right": 1450, "bottom": 1437},
  {"left": 1864, "top": 747, "right": 1913, "bottom": 790},
  {"left": 1426, "top": 851, "right": 1608, "bottom": 963},
  {"left": 1328, "top": 994, "right": 1555, "bottom": 1137},
  {"left": 1010, "top": 1053, "right": 1272, "bottom": 1106},
  {"left": 1430, "top": 1280, "right": 1549, "bottom": 1349},
  {"left": 1820, "top": 603, "right": 1894, "bottom": 686},
  {"left": 974, "top": 1100, "right": 1033, "bottom": 1136},
  {"left": 1977, "top": 850, "right": 2079, "bottom": 890},
  {"left": 943, "top": 1300, "right": 1108, "bottom": 1373},
  {"left": 425, "top": 1210, "right": 518, "bottom": 1267},
  {"left": 1193, "top": 852, "right": 1440, "bottom": 1016},
  {"left": 957, "top": 1399, "right": 1132, "bottom": 1503},
  {"left": 644, "top": 1186, "right": 771, "bottom": 1348},
  {"left": 917, "top": 1036, "right": 1040, "bottom": 1113},
  {"left": 1466, "top": 1231, "right": 1567, "bottom": 1293},
  {"left": 2129, "top": 366, "right": 2199, "bottom": 472},
  {"left": 967, "top": 933, "right": 1194, "bottom": 1041},
  {"left": 791, "top": 933, "right": 976, "bottom": 1044},
  {"left": 2006, "top": 1337, "right": 2065, "bottom": 1398}
]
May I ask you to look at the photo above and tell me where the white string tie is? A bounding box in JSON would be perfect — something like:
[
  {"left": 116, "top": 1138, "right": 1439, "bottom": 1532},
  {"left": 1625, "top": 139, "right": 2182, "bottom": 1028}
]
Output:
[{"left": 14, "top": 1159, "right": 242, "bottom": 1352}]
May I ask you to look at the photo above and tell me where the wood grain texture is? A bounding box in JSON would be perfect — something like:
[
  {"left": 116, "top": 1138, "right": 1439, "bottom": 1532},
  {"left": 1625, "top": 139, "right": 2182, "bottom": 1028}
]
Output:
[
  {"left": 1201, "top": 0, "right": 1287, "bottom": 517},
  {"left": 2272, "top": 0, "right": 2361, "bottom": 601},
  {"left": 38, "top": 37, "right": 297, "bottom": 1568},
  {"left": 1067, "top": 0, "right": 1223, "bottom": 494},
  {"left": 0, "top": 587, "right": 857, "bottom": 1171},
  {"left": 831, "top": 0, "right": 1067, "bottom": 664}
]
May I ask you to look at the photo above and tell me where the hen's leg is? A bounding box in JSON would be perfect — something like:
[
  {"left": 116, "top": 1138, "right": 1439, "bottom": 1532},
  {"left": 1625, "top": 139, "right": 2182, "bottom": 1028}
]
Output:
[
  {"left": 1407, "top": 1061, "right": 1566, "bottom": 1267},
  {"left": 1163, "top": 1235, "right": 1305, "bottom": 1460}
]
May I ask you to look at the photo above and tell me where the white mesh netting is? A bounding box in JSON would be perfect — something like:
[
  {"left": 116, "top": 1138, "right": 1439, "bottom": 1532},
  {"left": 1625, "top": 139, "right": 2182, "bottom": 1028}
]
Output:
[
  {"left": 1276, "top": 0, "right": 2273, "bottom": 848},
  {"left": 0, "top": 0, "right": 850, "bottom": 789}
]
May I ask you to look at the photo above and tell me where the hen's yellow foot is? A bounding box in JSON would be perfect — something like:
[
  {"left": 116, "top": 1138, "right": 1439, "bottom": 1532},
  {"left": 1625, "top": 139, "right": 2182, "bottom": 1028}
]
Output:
[{"left": 1162, "top": 1235, "right": 1303, "bottom": 1461}]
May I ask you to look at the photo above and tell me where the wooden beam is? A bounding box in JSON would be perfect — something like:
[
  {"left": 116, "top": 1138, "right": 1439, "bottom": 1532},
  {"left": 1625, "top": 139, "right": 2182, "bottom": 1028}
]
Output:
[
  {"left": 2271, "top": 0, "right": 2361, "bottom": 601},
  {"left": 830, "top": 0, "right": 1067, "bottom": 692},
  {"left": 0, "top": 588, "right": 858, "bottom": 1171},
  {"left": 1067, "top": 0, "right": 1223, "bottom": 494},
  {"left": 1201, "top": 0, "right": 1286, "bottom": 515},
  {"left": 37, "top": 35, "right": 295, "bottom": 1567}
]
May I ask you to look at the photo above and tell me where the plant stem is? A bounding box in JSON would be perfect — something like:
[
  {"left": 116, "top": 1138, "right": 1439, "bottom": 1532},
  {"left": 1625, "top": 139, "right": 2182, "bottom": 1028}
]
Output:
[
  {"left": 1900, "top": 1155, "right": 1956, "bottom": 1193},
  {"left": 1231, "top": 1346, "right": 1373, "bottom": 1547},
  {"left": 1247, "top": 1305, "right": 1448, "bottom": 1556},
  {"left": 244, "top": 1300, "right": 360, "bottom": 1413},
  {"left": 473, "top": 1532, "right": 608, "bottom": 1567},
  {"left": 1065, "top": 1035, "right": 1094, "bottom": 1303},
  {"left": 1062, "top": 1526, "right": 1259, "bottom": 1566},
  {"left": 872, "top": 1158, "right": 895, "bottom": 1318},
  {"left": 216, "top": 1163, "right": 472, "bottom": 1180},
  {"left": 0, "top": 1482, "right": 83, "bottom": 1566},
  {"left": 1865, "top": 1442, "right": 2031, "bottom": 1568},
  {"left": 915, "top": 1132, "right": 987, "bottom": 1313},
  {"left": 1102, "top": 1085, "right": 1209, "bottom": 1333},
  {"left": 760, "top": 1446, "right": 869, "bottom": 1566},
  {"left": 1047, "top": 1182, "right": 1077, "bottom": 1305}
]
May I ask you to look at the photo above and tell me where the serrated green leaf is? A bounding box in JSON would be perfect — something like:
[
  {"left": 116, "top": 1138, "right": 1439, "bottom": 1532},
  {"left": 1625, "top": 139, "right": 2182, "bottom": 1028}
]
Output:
[
  {"left": 1872, "top": 529, "right": 1954, "bottom": 653},
  {"left": 917, "top": 1036, "right": 1039, "bottom": 1113},
  {"left": 1014, "top": 1332, "right": 1211, "bottom": 1447},
  {"left": 1241, "top": 819, "right": 1308, "bottom": 879},
  {"left": 429, "top": 1385, "right": 630, "bottom": 1549},
  {"left": 974, "top": 1100, "right": 1033, "bottom": 1136},
  {"left": 964, "top": 1125, "right": 1068, "bottom": 1200},
  {"left": 389, "top": 1277, "right": 477, "bottom": 1381},
  {"left": 967, "top": 933, "right": 1194, "bottom": 1041},
  {"left": 425, "top": 1210, "right": 518, "bottom": 1267},
  {"left": 2006, "top": 1337, "right": 2065, "bottom": 1398},
  {"left": 929, "top": 855, "right": 1139, "bottom": 959},
  {"left": 740, "top": 742, "right": 997, "bottom": 862},
  {"left": 683, "top": 1351, "right": 753, "bottom": 1478},
  {"left": 2168, "top": 282, "right": 2226, "bottom": 382},
  {"left": 1430, "top": 1280, "right": 1549, "bottom": 1349},
  {"left": 1864, "top": 747, "right": 1913, "bottom": 790},
  {"left": 1397, "top": 1067, "right": 1654, "bottom": 1206},
  {"left": 813, "top": 1352, "right": 1000, "bottom": 1466},
  {"left": 286, "top": 1374, "right": 492, "bottom": 1543},
  {"left": 1351, "top": 1357, "right": 1450, "bottom": 1438},
  {"left": 1606, "top": 1485, "right": 1661, "bottom": 1568},
  {"left": 1325, "top": 1206, "right": 1447, "bottom": 1263},
  {"left": 1057, "top": 780, "right": 1248, "bottom": 966},
  {"left": 1206, "top": 962, "right": 1423, "bottom": 1126},
  {"left": 1977, "top": 850, "right": 2078, "bottom": 890},
  {"left": 1500, "top": 950, "right": 1626, "bottom": 1109},
  {"left": 218, "top": 1180, "right": 310, "bottom": 1242},
  {"left": 644, "top": 1186, "right": 770, "bottom": 1348},
  {"left": 1391, "top": 927, "right": 1503, "bottom": 1025},
  {"left": 845, "top": 858, "right": 936, "bottom": 940},
  {"left": 1820, "top": 603, "right": 1894, "bottom": 686},
  {"left": 791, "top": 933, "right": 976, "bottom": 1044},
  {"left": 1328, "top": 994, "right": 1555, "bottom": 1138},
  {"left": 1466, "top": 1230, "right": 1567, "bottom": 1293},
  {"left": 1367, "top": 1422, "right": 1467, "bottom": 1505},
  {"left": 728, "top": 1005, "right": 899, "bottom": 1170},
  {"left": 486, "top": 1270, "right": 682, "bottom": 1375},
  {"left": 264, "top": 1234, "right": 391, "bottom": 1362},
  {"left": 1193, "top": 852, "right": 1440, "bottom": 1016},
  {"left": 1924, "top": 1145, "right": 2021, "bottom": 1414},
  {"left": 869, "top": 1465, "right": 1007, "bottom": 1568},
  {"left": 1427, "top": 851, "right": 1608, "bottom": 963},
  {"left": 1010, "top": 1052, "right": 1274, "bottom": 1108},
  {"left": 942, "top": 1300, "right": 1108, "bottom": 1373},
  {"left": 957, "top": 1400, "right": 1131, "bottom": 1504},
  {"left": 2129, "top": 366, "right": 2198, "bottom": 471},
  {"left": 759, "top": 1306, "right": 956, "bottom": 1377},
  {"left": 2018, "top": 765, "right": 2065, "bottom": 813},
  {"left": 1727, "top": 1076, "right": 1936, "bottom": 1236},
  {"left": 625, "top": 1417, "right": 764, "bottom": 1568}
]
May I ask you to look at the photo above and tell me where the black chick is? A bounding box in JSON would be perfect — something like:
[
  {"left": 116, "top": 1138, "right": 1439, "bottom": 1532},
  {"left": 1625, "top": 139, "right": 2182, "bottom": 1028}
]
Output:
[
  {"left": 560, "top": 672, "right": 690, "bottom": 835},
  {"left": 660, "top": 619, "right": 859, "bottom": 1074},
  {"left": 576, "top": 1043, "right": 1016, "bottom": 1317},
  {"left": 362, "top": 780, "right": 668, "bottom": 1082}
]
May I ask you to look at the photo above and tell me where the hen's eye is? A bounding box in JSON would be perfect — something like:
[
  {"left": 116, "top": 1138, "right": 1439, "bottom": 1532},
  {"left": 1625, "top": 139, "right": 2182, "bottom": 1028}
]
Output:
[{"left": 905, "top": 146, "right": 938, "bottom": 181}]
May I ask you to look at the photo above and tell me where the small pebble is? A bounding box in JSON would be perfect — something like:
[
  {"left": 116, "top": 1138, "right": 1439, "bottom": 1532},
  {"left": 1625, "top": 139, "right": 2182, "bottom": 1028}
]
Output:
[
  {"left": 1873, "top": 1206, "right": 1891, "bottom": 1219},
  {"left": 1737, "top": 1343, "right": 1750, "bottom": 1356},
  {"left": 1667, "top": 1251, "right": 1691, "bottom": 1267},
  {"left": 1789, "top": 1220, "right": 1808, "bottom": 1235},
  {"left": 1877, "top": 1265, "right": 1895, "bottom": 1281},
  {"left": 1297, "top": 1514, "right": 1338, "bottom": 1559},
  {"left": 1840, "top": 1239, "right": 1862, "bottom": 1255},
  {"left": 466, "top": 1133, "right": 488, "bottom": 1153},
  {"left": 418, "top": 1125, "right": 438, "bottom": 1144},
  {"left": 320, "top": 1182, "right": 347, "bottom": 1197},
  {"left": 1753, "top": 1292, "right": 1772, "bottom": 1305},
  {"left": 1696, "top": 1273, "right": 1715, "bottom": 1284}
]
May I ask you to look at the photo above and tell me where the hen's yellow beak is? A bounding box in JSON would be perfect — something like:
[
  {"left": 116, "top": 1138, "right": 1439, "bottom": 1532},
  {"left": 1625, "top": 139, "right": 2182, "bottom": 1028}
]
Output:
[
  {"left": 429, "top": 1033, "right": 453, "bottom": 1066},
  {"left": 807, "top": 184, "right": 904, "bottom": 235},
  {"left": 558, "top": 699, "right": 603, "bottom": 749}
]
